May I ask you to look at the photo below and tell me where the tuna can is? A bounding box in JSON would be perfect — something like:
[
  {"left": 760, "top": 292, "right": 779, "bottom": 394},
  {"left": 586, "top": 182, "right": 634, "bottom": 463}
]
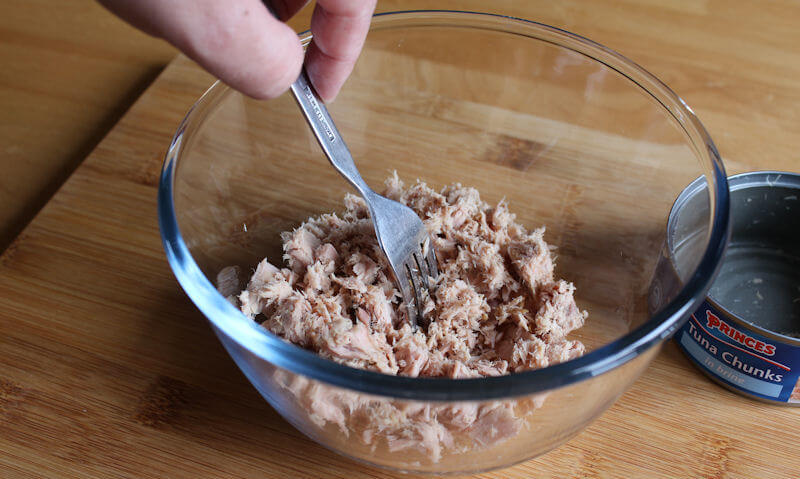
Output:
[{"left": 650, "top": 171, "right": 800, "bottom": 405}]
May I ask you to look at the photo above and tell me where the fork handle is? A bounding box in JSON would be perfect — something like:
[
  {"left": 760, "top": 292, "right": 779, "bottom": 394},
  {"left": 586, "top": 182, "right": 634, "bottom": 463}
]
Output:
[
  {"left": 289, "top": 70, "right": 374, "bottom": 199},
  {"left": 262, "top": 0, "right": 373, "bottom": 198}
]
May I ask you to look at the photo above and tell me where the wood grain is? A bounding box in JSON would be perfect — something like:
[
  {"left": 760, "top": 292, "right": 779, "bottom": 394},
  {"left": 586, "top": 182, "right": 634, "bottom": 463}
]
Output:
[
  {"left": 2, "top": 1, "right": 800, "bottom": 478},
  {"left": 0, "top": 0, "right": 170, "bottom": 250},
  {"left": 0, "top": 1, "right": 311, "bottom": 251},
  {"left": 4, "top": 0, "right": 800, "bottom": 251}
]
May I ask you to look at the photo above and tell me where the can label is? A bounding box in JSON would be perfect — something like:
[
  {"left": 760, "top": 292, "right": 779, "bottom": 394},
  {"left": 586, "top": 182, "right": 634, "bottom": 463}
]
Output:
[{"left": 677, "top": 301, "right": 800, "bottom": 403}]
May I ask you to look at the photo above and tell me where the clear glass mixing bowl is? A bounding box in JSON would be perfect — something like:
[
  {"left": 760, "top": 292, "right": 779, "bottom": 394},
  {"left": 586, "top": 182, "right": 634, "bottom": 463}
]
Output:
[{"left": 159, "top": 10, "right": 729, "bottom": 474}]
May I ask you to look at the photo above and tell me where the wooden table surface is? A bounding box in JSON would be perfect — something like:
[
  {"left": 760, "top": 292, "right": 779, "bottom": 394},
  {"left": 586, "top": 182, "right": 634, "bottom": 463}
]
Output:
[
  {"left": 5, "top": 0, "right": 800, "bottom": 251},
  {"left": 2, "top": 1, "right": 799, "bottom": 478}
]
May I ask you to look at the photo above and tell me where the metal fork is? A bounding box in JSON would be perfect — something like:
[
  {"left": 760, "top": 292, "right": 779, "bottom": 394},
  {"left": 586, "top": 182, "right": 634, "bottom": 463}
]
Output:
[{"left": 287, "top": 70, "right": 439, "bottom": 328}]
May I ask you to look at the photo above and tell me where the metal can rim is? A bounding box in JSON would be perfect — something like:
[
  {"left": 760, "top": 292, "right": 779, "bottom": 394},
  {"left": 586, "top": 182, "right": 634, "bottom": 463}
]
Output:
[{"left": 666, "top": 170, "right": 800, "bottom": 345}]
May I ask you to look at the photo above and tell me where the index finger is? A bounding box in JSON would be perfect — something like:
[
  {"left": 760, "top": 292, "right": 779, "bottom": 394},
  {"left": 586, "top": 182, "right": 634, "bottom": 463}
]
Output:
[
  {"left": 304, "top": 0, "right": 377, "bottom": 102},
  {"left": 100, "top": 0, "right": 305, "bottom": 100}
]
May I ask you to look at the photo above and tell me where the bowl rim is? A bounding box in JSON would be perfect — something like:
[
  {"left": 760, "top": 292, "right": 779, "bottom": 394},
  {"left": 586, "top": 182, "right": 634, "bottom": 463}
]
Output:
[{"left": 158, "top": 10, "right": 730, "bottom": 400}]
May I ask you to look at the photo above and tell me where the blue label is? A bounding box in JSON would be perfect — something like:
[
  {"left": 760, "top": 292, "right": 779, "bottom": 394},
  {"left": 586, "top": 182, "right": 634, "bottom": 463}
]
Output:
[{"left": 676, "top": 301, "right": 800, "bottom": 403}]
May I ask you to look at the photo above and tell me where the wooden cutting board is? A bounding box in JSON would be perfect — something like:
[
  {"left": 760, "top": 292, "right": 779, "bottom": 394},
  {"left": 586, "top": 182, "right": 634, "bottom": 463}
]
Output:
[{"left": 1, "top": 55, "right": 798, "bottom": 479}]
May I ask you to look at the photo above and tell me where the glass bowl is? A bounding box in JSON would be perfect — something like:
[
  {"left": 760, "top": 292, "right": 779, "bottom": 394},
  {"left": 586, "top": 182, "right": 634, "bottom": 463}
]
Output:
[{"left": 159, "top": 10, "right": 729, "bottom": 475}]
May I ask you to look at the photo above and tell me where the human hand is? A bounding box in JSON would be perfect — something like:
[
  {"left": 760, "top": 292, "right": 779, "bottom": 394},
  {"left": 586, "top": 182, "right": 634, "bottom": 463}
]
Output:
[{"left": 98, "top": 0, "right": 377, "bottom": 101}]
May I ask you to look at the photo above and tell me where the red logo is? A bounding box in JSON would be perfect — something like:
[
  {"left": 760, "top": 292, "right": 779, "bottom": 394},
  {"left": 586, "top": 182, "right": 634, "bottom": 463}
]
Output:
[{"left": 705, "top": 311, "right": 776, "bottom": 356}]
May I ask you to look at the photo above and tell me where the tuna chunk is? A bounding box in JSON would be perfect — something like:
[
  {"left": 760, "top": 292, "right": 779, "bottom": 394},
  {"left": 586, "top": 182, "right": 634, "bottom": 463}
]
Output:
[
  {"left": 508, "top": 229, "right": 554, "bottom": 294},
  {"left": 215, "top": 265, "right": 241, "bottom": 305},
  {"left": 534, "top": 280, "right": 587, "bottom": 338}
]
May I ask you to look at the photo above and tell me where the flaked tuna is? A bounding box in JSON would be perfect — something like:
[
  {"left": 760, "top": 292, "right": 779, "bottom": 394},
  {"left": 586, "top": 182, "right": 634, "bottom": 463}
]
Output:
[{"left": 221, "top": 175, "right": 588, "bottom": 461}]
